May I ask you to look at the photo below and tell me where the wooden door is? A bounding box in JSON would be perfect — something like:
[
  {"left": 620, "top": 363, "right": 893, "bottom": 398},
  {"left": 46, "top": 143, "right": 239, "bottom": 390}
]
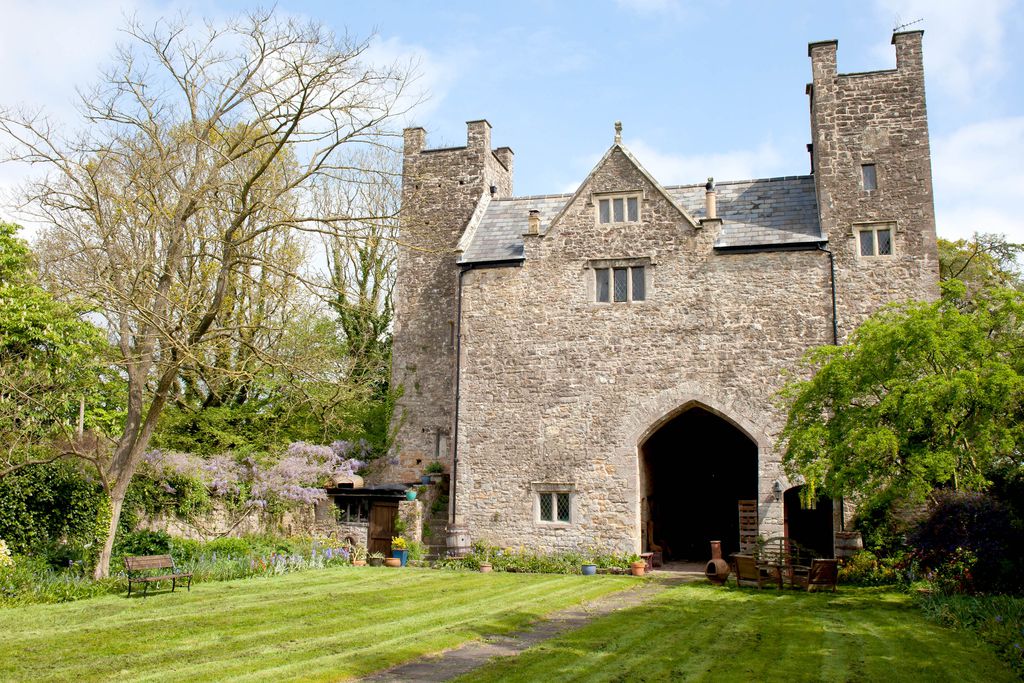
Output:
[{"left": 368, "top": 501, "right": 398, "bottom": 555}]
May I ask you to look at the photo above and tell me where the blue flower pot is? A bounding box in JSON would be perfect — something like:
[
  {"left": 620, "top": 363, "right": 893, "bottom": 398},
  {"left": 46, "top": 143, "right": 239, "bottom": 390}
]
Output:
[
  {"left": 581, "top": 564, "right": 597, "bottom": 576},
  {"left": 392, "top": 549, "right": 408, "bottom": 567},
  {"left": 406, "top": 490, "right": 417, "bottom": 500}
]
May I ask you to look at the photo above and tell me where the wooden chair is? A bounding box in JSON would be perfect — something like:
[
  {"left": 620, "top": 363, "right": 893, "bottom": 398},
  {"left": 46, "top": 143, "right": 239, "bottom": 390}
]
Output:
[
  {"left": 732, "top": 554, "right": 774, "bottom": 589},
  {"left": 807, "top": 558, "right": 838, "bottom": 592}
]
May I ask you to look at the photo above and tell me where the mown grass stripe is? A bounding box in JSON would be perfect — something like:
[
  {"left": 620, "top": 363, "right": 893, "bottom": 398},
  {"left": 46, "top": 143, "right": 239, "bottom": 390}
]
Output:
[
  {"left": 0, "top": 567, "right": 633, "bottom": 683},
  {"left": 457, "top": 584, "right": 1016, "bottom": 683}
]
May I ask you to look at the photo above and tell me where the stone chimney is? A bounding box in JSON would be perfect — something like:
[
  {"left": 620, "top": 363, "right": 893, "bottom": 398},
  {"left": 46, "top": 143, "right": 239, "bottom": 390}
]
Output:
[
  {"left": 527, "top": 209, "right": 540, "bottom": 236},
  {"left": 704, "top": 178, "right": 717, "bottom": 219}
]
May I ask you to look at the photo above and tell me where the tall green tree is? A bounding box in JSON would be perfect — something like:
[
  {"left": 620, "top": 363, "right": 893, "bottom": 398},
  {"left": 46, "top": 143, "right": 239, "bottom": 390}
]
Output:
[
  {"left": 938, "top": 233, "right": 1023, "bottom": 292},
  {"left": 0, "top": 223, "right": 114, "bottom": 479},
  {"left": 1, "top": 10, "right": 413, "bottom": 577},
  {"left": 779, "top": 281, "right": 1024, "bottom": 509}
]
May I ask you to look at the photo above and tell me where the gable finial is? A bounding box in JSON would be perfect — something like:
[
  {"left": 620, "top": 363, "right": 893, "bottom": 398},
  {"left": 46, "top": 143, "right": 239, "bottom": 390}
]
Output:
[{"left": 614, "top": 121, "right": 622, "bottom": 144}]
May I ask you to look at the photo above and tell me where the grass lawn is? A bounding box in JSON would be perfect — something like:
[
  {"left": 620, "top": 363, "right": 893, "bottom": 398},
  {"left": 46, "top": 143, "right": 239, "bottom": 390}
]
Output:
[
  {"left": 459, "top": 583, "right": 1018, "bottom": 682},
  {"left": 0, "top": 566, "right": 632, "bottom": 682}
]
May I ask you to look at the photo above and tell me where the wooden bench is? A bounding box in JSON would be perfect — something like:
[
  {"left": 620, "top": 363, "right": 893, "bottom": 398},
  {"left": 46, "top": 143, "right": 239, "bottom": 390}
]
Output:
[{"left": 124, "top": 554, "right": 192, "bottom": 598}]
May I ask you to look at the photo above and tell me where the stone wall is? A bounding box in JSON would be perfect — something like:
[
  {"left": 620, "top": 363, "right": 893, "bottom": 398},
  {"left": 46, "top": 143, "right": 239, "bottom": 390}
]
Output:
[
  {"left": 809, "top": 31, "right": 940, "bottom": 338},
  {"left": 139, "top": 502, "right": 320, "bottom": 541},
  {"left": 454, "top": 147, "right": 835, "bottom": 553},
  {"left": 384, "top": 121, "right": 513, "bottom": 485},
  {"left": 392, "top": 34, "right": 940, "bottom": 556}
]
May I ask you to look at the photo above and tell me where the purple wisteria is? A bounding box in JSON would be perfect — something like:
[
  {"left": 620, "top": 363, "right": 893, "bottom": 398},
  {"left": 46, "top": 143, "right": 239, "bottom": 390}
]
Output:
[{"left": 143, "top": 441, "right": 368, "bottom": 508}]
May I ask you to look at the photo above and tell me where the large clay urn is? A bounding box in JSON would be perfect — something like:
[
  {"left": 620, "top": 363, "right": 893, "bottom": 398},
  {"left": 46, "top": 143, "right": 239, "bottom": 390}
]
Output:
[{"left": 705, "top": 540, "right": 731, "bottom": 585}]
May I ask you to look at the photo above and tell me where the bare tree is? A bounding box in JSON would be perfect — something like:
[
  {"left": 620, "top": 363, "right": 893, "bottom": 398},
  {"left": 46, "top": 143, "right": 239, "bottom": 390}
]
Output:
[
  {"left": 318, "top": 147, "right": 400, "bottom": 388},
  {"left": 0, "top": 10, "right": 413, "bottom": 577}
]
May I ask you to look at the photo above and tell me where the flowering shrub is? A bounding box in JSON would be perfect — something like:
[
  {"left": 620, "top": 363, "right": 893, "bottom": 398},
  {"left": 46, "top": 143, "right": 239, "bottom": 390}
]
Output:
[
  {"left": 838, "top": 550, "right": 912, "bottom": 586},
  {"left": 391, "top": 536, "right": 407, "bottom": 550},
  {"left": 0, "top": 539, "right": 14, "bottom": 568},
  {"left": 142, "top": 441, "right": 368, "bottom": 513}
]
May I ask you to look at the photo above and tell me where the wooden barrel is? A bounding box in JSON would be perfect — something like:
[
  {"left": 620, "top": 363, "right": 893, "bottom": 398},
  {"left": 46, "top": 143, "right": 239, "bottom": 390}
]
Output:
[
  {"left": 834, "top": 531, "right": 863, "bottom": 559},
  {"left": 446, "top": 525, "right": 471, "bottom": 557}
]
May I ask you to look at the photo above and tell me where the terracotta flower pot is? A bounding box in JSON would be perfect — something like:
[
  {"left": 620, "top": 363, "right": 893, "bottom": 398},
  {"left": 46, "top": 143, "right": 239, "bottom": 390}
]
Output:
[
  {"left": 479, "top": 562, "right": 492, "bottom": 573},
  {"left": 384, "top": 557, "right": 402, "bottom": 568},
  {"left": 630, "top": 561, "right": 646, "bottom": 577},
  {"left": 352, "top": 559, "right": 366, "bottom": 567}
]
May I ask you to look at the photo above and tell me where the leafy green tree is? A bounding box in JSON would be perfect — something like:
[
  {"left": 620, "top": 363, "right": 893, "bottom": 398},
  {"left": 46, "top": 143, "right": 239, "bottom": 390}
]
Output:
[
  {"left": 1, "top": 11, "right": 413, "bottom": 578},
  {"left": 0, "top": 223, "right": 115, "bottom": 479},
  {"left": 938, "top": 233, "right": 1023, "bottom": 292},
  {"left": 779, "top": 281, "right": 1024, "bottom": 509}
]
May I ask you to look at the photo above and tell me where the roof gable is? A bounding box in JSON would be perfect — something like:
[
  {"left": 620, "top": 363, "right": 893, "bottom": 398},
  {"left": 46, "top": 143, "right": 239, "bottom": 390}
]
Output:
[{"left": 546, "top": 141, "right": 700, "bottom": 233}]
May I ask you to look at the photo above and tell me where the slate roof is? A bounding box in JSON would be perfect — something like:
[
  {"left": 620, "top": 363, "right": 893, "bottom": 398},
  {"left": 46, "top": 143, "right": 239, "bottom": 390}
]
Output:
[{"left": 457, "top": 175, "right": 823, "bottom": 264}]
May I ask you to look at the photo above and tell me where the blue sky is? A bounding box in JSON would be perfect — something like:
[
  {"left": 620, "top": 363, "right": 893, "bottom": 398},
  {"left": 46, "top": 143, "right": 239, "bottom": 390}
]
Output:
[{"left": 2, "top": 0, "right": 1022, "bottom": 241}]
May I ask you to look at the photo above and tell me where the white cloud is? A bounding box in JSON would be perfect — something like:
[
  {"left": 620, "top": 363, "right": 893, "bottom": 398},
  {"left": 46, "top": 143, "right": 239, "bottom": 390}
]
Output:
[
  {"left": 365, "top": 36, "right": 468, "bottom": 127},
  {"left": 932, "top": 116, "right": 1024, "bottom": 241},
  {"left": 873, "top": 0, "right": 1012, "bottom": 101}
]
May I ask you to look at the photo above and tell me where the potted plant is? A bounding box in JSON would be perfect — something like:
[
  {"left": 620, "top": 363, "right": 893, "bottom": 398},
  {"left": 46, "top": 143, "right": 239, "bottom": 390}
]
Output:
[
  {"left": 627, "top": 554, "right": 645, "bottom": 577},
  {"left": 424, "top": 461, "right": 445, "bottom": 483},
  {"left": 391, "top": 536, "right": 409, "bottom": 567},
  {"left": 352, "top": 545, "right": 368, "bottom": 567},
  {"left": 367, "top": 552, "right": 385, "bottom": 567},
  {"left": 581, "top": 562, "right": 597, "bottom": 576},
  {"left": 405, "top": 488, "right": 418, "bottom": 501},
  {"left": 384, "top": 556, "right": 402, "bottom": 567}
]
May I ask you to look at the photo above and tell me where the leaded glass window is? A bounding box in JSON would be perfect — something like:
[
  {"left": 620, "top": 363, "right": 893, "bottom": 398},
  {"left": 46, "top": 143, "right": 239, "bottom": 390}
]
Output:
[
  {"left": 613, "top": 268, "right": 628, "bottom": 302},
  {"left": 857, "top": 224, "right": 895, "bottom": 257},
  {"left": 859, "top": 230, "right": 874, "bottom": 256},
  {"left": 595, "top": 194, "right": 640, "bottom": 224},
  {"left": 556, "top": 493, "right": 570, "bottom": 522},
  {"left": 540, "top": 494, "right": 554, "bottom": 522},
  {"left": 593, "top": 265, "right": 646, "bottom": 303},
  {"left": 538, "top": 492, "right": 572, "bottom": 524},
  {"left": 862, "top": 164, "right": 877, "bottom": 191},
  {"left": 877, "top": 228, "right": 892, "bottom": 255},
  {"left": 596, "top": 269, "right": 610, "bottom": 302},
  {"left": 632, "top": 267, "right": 646, "bottom": 301}
]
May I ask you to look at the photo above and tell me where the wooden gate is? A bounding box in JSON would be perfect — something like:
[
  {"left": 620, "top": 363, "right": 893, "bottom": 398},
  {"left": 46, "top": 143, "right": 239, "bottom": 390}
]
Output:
[{"left": 368, "top": 501, "right": 398, "bottom": 556}]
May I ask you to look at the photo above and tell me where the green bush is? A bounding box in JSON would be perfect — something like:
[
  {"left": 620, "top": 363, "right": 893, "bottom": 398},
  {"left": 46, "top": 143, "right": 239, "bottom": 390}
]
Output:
[
  {"left": 0, "top": 533, "right": 353, "bottom": 608},
  {"left": 0, "top": 461, "right": 106, "bottom": 553},
  {"left": 436, "top": 543, "right": 637, "bottom": 575},
  {"left": 113, "top": 529, "right": 172, "bottom": 560},
  {"left": 917, "top": 592, "right": 1024, "bottom": 677},
  {"left": 838, "top": 550, "right": 911, "bottom": 586}
]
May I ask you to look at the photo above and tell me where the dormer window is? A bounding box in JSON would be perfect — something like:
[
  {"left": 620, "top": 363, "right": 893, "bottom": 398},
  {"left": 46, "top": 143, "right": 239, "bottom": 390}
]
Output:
[{"left": 597, "top": 194, "right": 640, "bottom": 224}]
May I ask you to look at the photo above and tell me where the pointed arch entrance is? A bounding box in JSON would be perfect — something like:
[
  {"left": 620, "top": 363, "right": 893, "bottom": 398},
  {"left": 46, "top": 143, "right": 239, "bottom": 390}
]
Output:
[{"left": 639, "top": 405, "right": 758, "bottom": 561}]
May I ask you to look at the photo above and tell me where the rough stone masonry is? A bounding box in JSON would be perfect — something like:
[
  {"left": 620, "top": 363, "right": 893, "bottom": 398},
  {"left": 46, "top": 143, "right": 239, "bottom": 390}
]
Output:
[{"left": 382, "top": 31, "right": 939, "bottom": 558}]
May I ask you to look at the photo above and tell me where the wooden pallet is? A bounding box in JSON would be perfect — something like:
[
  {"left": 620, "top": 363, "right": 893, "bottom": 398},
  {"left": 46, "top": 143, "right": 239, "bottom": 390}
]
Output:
[{"left": 738, "top": 500, "right": 758, "bottom": 554}]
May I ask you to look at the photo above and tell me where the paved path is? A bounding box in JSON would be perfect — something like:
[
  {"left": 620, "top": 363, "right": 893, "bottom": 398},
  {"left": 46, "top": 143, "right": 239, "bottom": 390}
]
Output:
[{"left": 360, "top": 568, "right": 703, "bottom": 683}]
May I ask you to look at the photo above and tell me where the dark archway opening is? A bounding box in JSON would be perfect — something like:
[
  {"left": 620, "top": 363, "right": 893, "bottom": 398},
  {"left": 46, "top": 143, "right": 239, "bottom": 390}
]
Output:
[
  {"left": 784, "top": 486, "right": 834, "bottom": 558},
  {"left": 640, "top": 406, "right": 758, "bottom": 561}
]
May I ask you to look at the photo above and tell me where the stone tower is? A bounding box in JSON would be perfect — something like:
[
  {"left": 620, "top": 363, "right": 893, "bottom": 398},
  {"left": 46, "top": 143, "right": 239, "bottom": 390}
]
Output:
[
  {"left": 388, "top": 121, "right": 513, "bottom": 481},
  {"left": 808, "top": 30, "right": 940, "bottom": 338}
]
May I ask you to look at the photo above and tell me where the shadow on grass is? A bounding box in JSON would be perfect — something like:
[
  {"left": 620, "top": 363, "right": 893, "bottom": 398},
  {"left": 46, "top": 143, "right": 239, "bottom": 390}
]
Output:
[{"left": 456, "top": 583, "right": 1018, "bottom": 683}]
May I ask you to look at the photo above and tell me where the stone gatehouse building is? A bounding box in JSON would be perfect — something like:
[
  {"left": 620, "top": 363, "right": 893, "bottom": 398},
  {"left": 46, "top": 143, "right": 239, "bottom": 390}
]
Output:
[{"left": 386, "top": 32, "right": 939, "bottom": 560}]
